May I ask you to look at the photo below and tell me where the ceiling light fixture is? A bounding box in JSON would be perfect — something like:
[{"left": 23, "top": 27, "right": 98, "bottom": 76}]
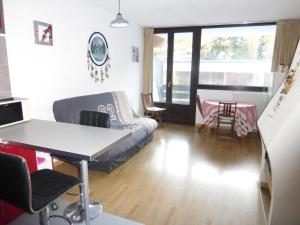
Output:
[{"left": 110, "top": 0, "right": 129, "bottom": 28}]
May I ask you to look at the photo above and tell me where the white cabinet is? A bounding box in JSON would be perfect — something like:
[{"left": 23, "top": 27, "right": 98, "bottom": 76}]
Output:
[{"left": 258, "top": 40, "right": 300, "bottom": 225}]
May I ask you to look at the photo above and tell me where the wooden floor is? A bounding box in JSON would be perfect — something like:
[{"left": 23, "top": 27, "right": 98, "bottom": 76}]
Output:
[{"left": 55, "top": 124, "right": 264, "bottom": 225}]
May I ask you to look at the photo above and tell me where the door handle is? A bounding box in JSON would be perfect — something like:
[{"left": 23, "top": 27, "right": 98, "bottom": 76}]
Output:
[{"left": 167, "top": 81, "right": 171, "bottom": 88}]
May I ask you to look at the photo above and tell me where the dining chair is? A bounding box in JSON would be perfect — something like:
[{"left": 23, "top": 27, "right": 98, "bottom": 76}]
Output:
[
  {"left": 0, "top": 151, "right": 80, "bottom": 225},
  {"left": 141, "top": 93, "right": 166, "bottom": 127},
  {"left": 216, "top": 101, "right": 237, "bottom": 139},
  {"left": 196, "top": 95, "right": 205, "bottom": 132}
]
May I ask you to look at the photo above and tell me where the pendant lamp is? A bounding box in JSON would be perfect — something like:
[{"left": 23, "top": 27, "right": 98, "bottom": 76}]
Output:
[{"left": 110, "top": 0, "right": 129, "bottom": 28}]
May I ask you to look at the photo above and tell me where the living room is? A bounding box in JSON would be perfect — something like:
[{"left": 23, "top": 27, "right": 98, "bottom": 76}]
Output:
[{"left": 0, "top": 0, "right": 300, "bottom": 225}]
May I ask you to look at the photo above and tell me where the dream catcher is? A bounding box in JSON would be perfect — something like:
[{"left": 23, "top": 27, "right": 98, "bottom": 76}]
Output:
[{"left": 87, "top": 32, "right": 111, "bottom": 82}]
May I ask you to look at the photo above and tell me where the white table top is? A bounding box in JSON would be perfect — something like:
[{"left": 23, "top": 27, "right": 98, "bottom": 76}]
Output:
[{"left": 0, "top": 119, "right": 131, "bottom": 161}]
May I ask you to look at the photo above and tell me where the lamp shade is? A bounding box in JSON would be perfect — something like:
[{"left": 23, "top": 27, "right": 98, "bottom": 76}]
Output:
[{"left": 110, "top": 13, "right": 129, "bottom": 28}]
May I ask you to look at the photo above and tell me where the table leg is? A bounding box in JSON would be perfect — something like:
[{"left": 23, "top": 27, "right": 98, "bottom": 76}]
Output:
[
  {"left": 208, "top": 127, "right": 213, "bottom": 135},
  {"left": 240, "top": 135, "right": 246, "bottom": 140},
  {"left": 80, "top": 160, "right": 91, "bottom": 225}
]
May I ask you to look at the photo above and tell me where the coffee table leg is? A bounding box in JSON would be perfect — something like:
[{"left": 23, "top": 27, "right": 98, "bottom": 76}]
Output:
[{"left": 80, "top": 160, "right": 91, "bottom": 225}]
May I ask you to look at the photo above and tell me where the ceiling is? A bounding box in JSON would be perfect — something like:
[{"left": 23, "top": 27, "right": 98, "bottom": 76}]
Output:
[{"left": 93, "top": 0, "right": 300, "bottom": 27}]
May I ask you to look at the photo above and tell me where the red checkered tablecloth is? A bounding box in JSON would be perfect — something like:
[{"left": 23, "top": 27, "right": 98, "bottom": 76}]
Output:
[{"left": 202, "top": 100, "right": 257, "bottom": 137}]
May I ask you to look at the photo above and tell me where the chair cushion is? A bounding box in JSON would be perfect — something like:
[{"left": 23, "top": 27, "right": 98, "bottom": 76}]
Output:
[{"left": 31, "top": 169, "right": 80, "bottom": 211}]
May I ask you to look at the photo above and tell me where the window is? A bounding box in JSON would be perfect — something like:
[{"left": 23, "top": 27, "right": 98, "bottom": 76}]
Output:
[{"left": 199, "top": 25, "right": 276, "bottom": 91}]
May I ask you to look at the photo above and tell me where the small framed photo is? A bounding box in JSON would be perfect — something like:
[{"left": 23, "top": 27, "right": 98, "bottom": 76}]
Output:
[
  {"left": 132, "top": 46, "right": 139, "bottom": 62},
  {"left": 0, "top": 0, "right": 5, "bottom": 34},
  {"left": 33, "top": 20, "right": 53, "bottom": 46}
]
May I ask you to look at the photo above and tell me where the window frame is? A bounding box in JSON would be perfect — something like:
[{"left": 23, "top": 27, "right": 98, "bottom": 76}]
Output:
[
  {"left": 155, "top": 22, "right": 276, "bottom": 93},
  {"left": 197, "top": 84, "right": 269, "bottom": 92}
]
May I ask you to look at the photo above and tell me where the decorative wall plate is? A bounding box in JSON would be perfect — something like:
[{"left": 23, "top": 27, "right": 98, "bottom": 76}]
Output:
[
  {"left": 88, "top": 32, "right": 108, "bottom": 66},
  {"left": 87, "top": 32, "right": 111, "bottom": 83}
]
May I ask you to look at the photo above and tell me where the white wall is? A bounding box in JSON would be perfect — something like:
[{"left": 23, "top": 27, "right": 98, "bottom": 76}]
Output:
[
  {"left": 196, "top": 89, "right": 273, "bottom": 124},
  {"left": 3, "top": 0, "right": 143, "bottom": 120},
  {"left": 0, "top": 36, "right": 12, "bottom": 99}
]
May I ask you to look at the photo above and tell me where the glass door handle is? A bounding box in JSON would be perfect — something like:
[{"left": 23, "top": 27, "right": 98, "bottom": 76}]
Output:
[{"left": 167, "top": 82, "right": 171, "bottom": 88}]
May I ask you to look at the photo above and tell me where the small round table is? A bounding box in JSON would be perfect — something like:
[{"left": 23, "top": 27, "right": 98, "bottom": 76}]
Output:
[{"left": 202, "top": 100, "right": 257, "bottom": 137}]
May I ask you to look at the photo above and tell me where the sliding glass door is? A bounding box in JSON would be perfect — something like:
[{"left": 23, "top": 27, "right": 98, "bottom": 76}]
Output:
[{"left": 153, "top": 28, "right": 199, "bottom": 124}]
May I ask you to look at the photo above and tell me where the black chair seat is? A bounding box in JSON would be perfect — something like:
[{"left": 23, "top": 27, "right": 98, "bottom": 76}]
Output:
[{"left": 31, "top": 169, "right": 80, "bottom": 211}]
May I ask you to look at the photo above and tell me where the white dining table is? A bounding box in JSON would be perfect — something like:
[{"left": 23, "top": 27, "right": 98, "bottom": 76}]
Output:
[{"left": 0, "top": 119, "right": 131, "bottom": 225}]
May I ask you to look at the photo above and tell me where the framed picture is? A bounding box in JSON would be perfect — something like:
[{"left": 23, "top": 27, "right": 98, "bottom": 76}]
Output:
[
  {"left": 33, "top": 20, "right": 53, "bottom": 46},
  {"left": 0, "top": 0, "right": 5, "bottom": 34},
  {"left": 132, "top": 46, "right": 139, "bottom": 62},
  {"left": 88, "top": 32, "right": 109, "bottom": 66}
]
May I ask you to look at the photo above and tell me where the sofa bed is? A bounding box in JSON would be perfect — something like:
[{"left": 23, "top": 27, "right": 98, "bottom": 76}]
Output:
[{"left": 53, "top": 91, "right": 157, "bottom": 173}]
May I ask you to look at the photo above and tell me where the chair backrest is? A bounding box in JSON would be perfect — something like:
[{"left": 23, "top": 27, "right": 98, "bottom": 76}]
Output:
[
  {"left": 218, "top": 102, "right": 237, "bottom": 118},
  {"left": 141, "top": 93, "right": 154, "bottom": 112},
  {"left": 0, "top": 152, "right": 32, "bottom": 213},
  {"left": 80, "top": 110, "right": 110, "bottom": 128},
  {"left": 196, "top": 95, "right": 204, "bottom": 117}
]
